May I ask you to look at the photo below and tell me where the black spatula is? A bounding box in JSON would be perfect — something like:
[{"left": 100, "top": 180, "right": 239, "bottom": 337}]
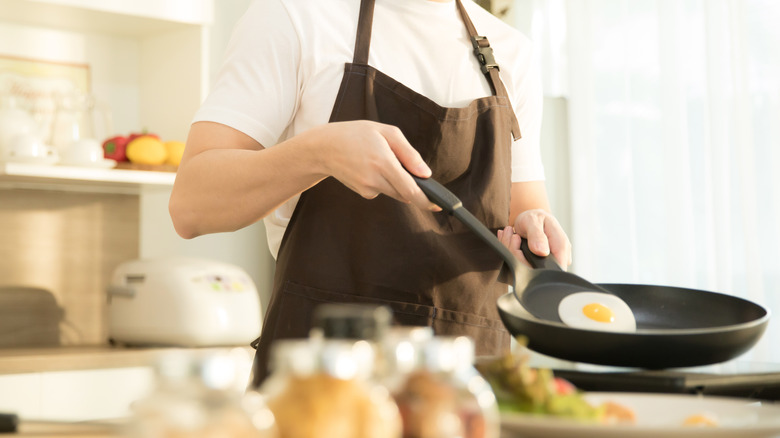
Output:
[{"left": 412, "top": 175, "right": 625, "bottom": 323}]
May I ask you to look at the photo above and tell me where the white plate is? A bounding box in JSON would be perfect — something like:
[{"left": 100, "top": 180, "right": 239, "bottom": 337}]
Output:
[
  {"left": 58, "top": 158, "right": 117, "bottom": 169},
  {"left": 500, "top": 392, "right": 780, "bottom": 438}
]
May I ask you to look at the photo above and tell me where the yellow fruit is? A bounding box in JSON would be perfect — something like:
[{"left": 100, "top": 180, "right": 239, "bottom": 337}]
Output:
[
  {"left": 163, "top": 140, "right": 185, "bottom": 166},
  {"left": 126, "top": 136, "right": 167, "bottom": 165}
]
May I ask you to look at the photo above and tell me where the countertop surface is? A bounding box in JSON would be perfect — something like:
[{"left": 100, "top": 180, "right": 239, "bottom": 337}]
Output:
[
  {"left": 14, "top": 420, "right": 120, "bottom": 437},
  {"left": 0, "top": 345, "right": 253, "bottom": 375}
]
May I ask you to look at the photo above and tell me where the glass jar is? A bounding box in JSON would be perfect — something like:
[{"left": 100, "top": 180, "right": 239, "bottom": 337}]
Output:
[
  {"left": 377, "top": 325, "right": 434, "bottom": 384},
  {"left": 260, "top": 338, "right": 402, "bottom": 438},
  {"left": 385, "top": 335, "right": 500, "bottom": 438},
  {"left": 0, "top": 95, "right": 38, "bottom": 158},
  {"left": 48, "top": 91, "right": 112, "bottom": 153},
  {"left": 126, "top": 349, "right": 277, "bottom": 438}
]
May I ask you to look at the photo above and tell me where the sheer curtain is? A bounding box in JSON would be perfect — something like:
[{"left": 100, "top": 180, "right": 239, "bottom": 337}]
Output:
[{"left": 515, "top": 0, "right": 780, "bottom": 363}]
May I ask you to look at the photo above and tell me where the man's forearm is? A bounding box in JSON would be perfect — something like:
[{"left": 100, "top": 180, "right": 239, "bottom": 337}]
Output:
[{"left": 169, "top": 136, "right": 325, "bottom": 239}]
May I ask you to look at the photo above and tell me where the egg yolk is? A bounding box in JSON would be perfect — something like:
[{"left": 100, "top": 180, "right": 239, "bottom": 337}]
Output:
[{"left": 582, "top": 303, "right": 615, "bottom": 323}]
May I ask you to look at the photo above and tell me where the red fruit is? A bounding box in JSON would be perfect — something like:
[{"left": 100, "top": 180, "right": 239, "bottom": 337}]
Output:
[
  {"left": 553, "top": 377, "right": 577, "bottom": 395},
  {"left": 103, "top": 136, "right": 130, "bottom": 161}
]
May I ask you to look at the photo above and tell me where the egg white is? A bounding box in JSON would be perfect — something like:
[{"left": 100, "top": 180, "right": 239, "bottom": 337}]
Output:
[{"left": 558, "top": 291, "right": 637, "bottom": 332}]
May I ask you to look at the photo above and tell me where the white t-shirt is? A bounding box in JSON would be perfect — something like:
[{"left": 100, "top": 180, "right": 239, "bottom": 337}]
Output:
[{"left": 193, "top": 0, "right": 545, "bottom": 258}]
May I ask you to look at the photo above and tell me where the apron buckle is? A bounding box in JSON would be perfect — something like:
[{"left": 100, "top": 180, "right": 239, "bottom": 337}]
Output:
[{"left": 470, "top": 35, "right": 499, "bottom": 74}]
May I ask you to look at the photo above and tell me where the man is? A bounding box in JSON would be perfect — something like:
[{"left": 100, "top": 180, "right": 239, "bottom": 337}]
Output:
[{"left": 169, "top": 0, "right": 571, "bottom": 386}]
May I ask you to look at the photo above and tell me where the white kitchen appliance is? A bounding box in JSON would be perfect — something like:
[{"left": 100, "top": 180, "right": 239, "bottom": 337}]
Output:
[{"left": 107, "top": 257, "right": 263, "bottom": 347}]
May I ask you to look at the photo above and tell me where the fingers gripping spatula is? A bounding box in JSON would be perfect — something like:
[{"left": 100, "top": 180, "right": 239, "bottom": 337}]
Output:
[{"left": 412, "top": 176, "right": 625, "bottom": 323}]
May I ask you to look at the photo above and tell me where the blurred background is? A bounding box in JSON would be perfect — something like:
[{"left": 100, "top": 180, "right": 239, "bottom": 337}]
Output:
[
  {"left": 509, "top": 0, "right": 780, "bottom": 363},
  {"left": 207, "top": 0, "right": 780, "bottom": 364},
  {"left": 0, "top": 0, "right": 777, "bottom": 359},
  {"left": 0, "top": 0, "right": 779, "bottom": 423}
]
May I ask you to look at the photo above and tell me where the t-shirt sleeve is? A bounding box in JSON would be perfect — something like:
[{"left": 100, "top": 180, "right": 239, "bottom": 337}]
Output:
[
  {"left": 192, "top": 0, "right": 301, "bottom": 148},
  {"left": 508, "top": 37, "right": 545, "bottom": 183}
]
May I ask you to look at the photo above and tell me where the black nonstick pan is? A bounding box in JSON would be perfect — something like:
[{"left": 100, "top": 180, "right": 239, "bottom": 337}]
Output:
[{"left": 413, "top": 176, "right": 770, "bottom": 369}]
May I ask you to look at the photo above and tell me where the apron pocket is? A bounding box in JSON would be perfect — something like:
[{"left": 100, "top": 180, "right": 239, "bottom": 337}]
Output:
[
  {"left": 430, "top": 307, "right": 510, "bottom": 356},
  {"left": 276, "top": 280, "right": 509, "bottom": 353},
  {"left": 433, "top": 307, "right": 507, "bottom": 332},
  {"left": 279, "top": 280, "right": 437, "bottom": 329}
]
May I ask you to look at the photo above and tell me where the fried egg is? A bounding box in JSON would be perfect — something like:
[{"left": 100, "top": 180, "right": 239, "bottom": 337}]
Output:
[{"left": 558, "top": 291, "right": 637, "bottom": 332}]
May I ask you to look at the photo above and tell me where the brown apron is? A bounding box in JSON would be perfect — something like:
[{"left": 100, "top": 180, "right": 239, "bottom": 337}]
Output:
[{"left": 250, "top": 0, "right": 521, "bottom": 387}]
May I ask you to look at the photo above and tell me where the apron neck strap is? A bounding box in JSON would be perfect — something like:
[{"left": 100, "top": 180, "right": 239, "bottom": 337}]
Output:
[
  {"left": 456, "top": 0, "right": 521, "bottom": 140},
  {"left": 455, "top": 0, "right": 479, "bottom": 38},
  {"left": 353, "top": 0, "right": 521, "bottom": 140},
  {"left": 353, "top": 0, "right": 375, "bottom": 65}
]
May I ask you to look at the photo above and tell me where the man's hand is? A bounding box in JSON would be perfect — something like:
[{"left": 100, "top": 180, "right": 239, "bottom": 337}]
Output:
[
  {"left": 312, "top": 120, "right": 440, "bottom": 211},
  {"left": 498, "top": 209, "right": 572, "bottom": 270}
]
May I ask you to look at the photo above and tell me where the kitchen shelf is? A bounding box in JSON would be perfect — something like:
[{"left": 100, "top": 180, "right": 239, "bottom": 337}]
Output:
[
  {"left": 0, "top": 162, "right": 175, "bottom": 194},
  {"left": 0, "top": 0, "right": 213, "bottom": 37},
  {"left": 0, "top": 345, "right": 252, "bottom": 375}
]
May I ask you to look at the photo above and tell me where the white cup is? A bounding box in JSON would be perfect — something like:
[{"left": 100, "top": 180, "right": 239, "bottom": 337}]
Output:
[
  {"left": 61, "top": 138, "right": 104, "bottom": 165},
  {"left": 3, "top": 133, "right": 57, "bottom": 162}
]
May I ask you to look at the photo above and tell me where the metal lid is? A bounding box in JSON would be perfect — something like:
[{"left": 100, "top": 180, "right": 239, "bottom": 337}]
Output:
[
  {"left": 311, "top": 303, "right": 392, "bottom": 340},
  {"left": 422, "top": 336, "right": 475, "bottom": 373},
  {"left": 269, "top": 338, "right": 376, "bottom": 380}
]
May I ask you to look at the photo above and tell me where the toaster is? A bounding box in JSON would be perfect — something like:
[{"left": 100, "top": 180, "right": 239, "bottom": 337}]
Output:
[{"left": 107, "top": 257, "right": 263, "bottom": 347}]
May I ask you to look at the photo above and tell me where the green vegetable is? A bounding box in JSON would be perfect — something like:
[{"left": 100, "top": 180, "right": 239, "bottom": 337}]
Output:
[{"left": 476, "top": 338, "right": 603, "bottom": 422}]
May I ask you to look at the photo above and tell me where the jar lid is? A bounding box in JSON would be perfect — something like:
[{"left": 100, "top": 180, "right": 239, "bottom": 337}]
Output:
[
  {"left": 153, "top": 348, "right": 252, "bottom": 391},
  {"left": 422, "top": 336, "right": 475, "bottom": 373},
  {"left": 319, "top": 339, "right": 376, "bottom": 380},
  {"left": 311, "top": 303, "right": 392, "bottom": 340},
  {"left": 381, "top": 326, "right": 434, "bottom": 375},
  {"left": 384, "top": 325, "right": 434, "bottom": 343},
  {"left": 270, "top": 338, "right": 376, "bottom": 380},
  {"left": 268, "top": 339, "right": 318, "bottom": 376}
]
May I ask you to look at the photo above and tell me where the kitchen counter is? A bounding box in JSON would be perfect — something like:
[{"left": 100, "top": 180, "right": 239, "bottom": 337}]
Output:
[
  {"left": 0, "top": 345, "right": 253, "bottom": 375},
  {"left": 0, "top": 346, "right": 257, "bottom": 429},
  {"left": 14, "top": 420, "right": 120, "bottom": 437}
]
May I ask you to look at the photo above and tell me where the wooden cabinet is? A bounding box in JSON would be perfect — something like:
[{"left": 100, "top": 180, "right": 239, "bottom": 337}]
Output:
[{"left": 0, "top": 0, "right": 271, "bottom": 351}]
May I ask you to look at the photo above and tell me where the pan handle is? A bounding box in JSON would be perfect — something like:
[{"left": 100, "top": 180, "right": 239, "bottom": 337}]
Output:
[
  {"left": 411, "top": 175, "right": 526, "bottom": 288},
  {"left": 520, "top": 238, "right": 563, "bottom": 271}
]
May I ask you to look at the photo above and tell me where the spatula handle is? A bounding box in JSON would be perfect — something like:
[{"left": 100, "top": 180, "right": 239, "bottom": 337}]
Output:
[
  {"left": 411, "top": 175, "right": 524, "bottom": 287},
  {"left": 520, "top": 238, "right": 563, "bottom": 271},
  {"left": 411, "top": 175, "right": 462, "bottom": 213}
]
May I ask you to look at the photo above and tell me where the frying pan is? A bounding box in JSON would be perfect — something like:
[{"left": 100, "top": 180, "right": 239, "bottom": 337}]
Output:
[{"left": 413, "top": 176, "right": 770, "bottom": 369}]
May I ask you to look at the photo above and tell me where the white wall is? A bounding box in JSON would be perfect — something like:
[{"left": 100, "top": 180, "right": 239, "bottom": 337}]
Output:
[
  {"left": 139, "top": 0, "right": 276, "bottom": 311},
  {"left": 174, "top": 0, "right": 275, "bottom": 306},
  {"left": 539, "top": 97, "right": 571, "bottom": 236},
  {"left": 207, "top": 0, "right": 253, "bottom": 85}
]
